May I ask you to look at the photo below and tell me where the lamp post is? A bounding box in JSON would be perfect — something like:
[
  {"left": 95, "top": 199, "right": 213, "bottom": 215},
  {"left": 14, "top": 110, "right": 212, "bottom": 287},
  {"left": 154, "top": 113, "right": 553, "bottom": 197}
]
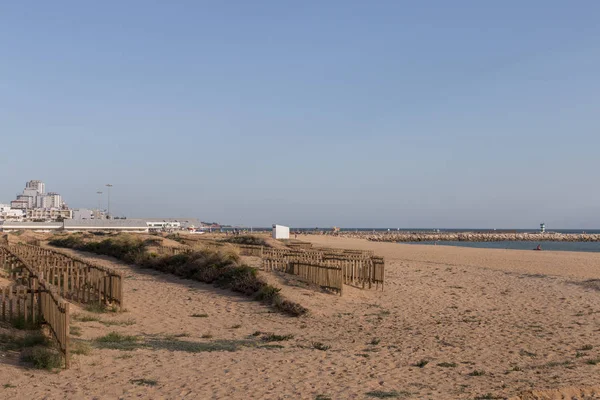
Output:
[
  {"left": 96, "top": 191, "right": 103, "bottom": 218},
  {"left": 105, "top": 184, "right": 113, "bottom": 219}
]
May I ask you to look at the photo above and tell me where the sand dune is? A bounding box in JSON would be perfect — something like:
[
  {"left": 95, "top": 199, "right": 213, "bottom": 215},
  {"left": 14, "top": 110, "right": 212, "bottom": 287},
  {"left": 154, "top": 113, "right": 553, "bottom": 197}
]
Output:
[{"left": 0, "top": 235, "right": 598, "bottom": 399}]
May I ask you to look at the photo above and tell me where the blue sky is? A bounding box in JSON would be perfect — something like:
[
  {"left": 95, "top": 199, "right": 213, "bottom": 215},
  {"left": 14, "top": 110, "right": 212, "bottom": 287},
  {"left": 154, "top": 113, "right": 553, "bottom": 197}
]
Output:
[{"left": 1, "top": 1, "right": 599, "bottom": 228}]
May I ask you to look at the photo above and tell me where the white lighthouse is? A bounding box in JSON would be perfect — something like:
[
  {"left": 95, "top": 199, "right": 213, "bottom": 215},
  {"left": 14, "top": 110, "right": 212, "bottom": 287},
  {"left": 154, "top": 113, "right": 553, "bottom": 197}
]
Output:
[{"left": 540, "top": 223, "right": 546, "bottom": 233}]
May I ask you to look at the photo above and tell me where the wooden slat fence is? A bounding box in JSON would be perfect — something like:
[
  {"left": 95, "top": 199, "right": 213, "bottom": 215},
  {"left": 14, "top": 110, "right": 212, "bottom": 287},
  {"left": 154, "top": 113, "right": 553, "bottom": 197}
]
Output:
[
  {"left": 289, "top": 261, "right": 343, "bottom": 295},
  {"left": 0, "top": 246, "right": 70, "bottom": 368},
  {"left": 262, "top": 257, "right": 343, "bottom": 295},
  {"left": 156, "top": 246, "right": 191, "bottom": 256},
  {"left": 9, "top": 243, "right": 124, "bottom": 309},
  {"left": 261, "top": 249, "right": 384, "bottom": 291}
]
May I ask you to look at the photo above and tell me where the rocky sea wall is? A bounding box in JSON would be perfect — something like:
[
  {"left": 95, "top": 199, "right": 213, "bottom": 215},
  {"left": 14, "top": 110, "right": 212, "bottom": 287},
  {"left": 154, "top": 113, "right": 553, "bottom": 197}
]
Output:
[{"left": 327, "top": 232, "right": 600, "bottom": 242}]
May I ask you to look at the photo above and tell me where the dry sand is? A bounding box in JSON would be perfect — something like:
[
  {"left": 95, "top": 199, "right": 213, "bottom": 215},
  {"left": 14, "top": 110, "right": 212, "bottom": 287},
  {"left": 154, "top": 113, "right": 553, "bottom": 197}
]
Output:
[{"left": 0, "top": 235, "right": 598, "bottom": 399}]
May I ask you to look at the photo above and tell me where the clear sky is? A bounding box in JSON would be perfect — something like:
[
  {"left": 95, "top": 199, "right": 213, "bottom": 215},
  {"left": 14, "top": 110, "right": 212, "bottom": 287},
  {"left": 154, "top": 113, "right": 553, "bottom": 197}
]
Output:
[{"left": 1, "top": 1, "right": 599, "bottom": 228}]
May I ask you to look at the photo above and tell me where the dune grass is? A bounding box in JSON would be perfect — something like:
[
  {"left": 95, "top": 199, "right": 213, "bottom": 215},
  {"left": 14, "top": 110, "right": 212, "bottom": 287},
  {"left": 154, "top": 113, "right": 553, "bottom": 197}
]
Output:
[{"left": 50, "top": 234, "right": 307, "bottom": 317}]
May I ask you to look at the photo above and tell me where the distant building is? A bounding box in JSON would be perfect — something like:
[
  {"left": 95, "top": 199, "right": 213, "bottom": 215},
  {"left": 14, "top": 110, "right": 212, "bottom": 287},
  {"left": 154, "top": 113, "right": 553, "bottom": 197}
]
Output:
[
  {"left": 10, "top": 200, "right": 29, "bottom": 209},
  {"left": 46, "top": 193, "right": 63, "bottom": 208},
  {"left": 63, "top": 219, "right": 148, "bottom": 232},
  {"left": 16, "top": 195, "right": 35, "bottom": 208},
  {"left": 0, "top": 204, "right": 24, "bottom": 221},
  {"left": 25, "top": 180, "right": 45, "bottom": 194},
  {"left": 146, "top": 221, "right": 181, "bottom": 232},
  {"left": 73, "top": 208, "right": 94, "bottom": 220},
  {"left": 26, "top": 208, "right": 72, "bottom": 221},
  {"left": 0, "top": 221, "right": 62, "bottom": 232}
]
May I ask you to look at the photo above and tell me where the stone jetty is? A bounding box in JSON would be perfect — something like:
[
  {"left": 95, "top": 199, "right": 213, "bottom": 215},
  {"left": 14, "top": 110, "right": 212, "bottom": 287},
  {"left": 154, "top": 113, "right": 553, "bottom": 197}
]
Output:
[{"left": 323, "top": 232, "right": 600, "bottom": 242}]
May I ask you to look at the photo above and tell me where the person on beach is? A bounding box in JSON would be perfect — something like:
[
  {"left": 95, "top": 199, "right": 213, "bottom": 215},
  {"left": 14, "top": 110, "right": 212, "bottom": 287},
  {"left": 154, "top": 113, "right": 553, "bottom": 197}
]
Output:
[{"left": 534, "top": 244, "right": 542, "bottom": 251}]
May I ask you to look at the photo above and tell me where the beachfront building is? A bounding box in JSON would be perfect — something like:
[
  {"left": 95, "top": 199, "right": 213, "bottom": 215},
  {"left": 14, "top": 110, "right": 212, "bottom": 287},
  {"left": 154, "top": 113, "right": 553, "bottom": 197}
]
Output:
[
  {"left": 0, "top": 205, "right": 25, "bottom": 221},
  {"left": 26, "top": 208, "right": 73, "bottom": 221},
  {"left": 147, "top": 221, "right": 181, "bottom": 232}
]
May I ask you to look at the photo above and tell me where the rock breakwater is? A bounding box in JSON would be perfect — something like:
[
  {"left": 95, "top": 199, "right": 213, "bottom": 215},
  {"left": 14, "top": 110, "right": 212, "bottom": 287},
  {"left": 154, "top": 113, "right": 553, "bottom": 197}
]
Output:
[{"left": 324, "top": 232, "right": 600, "bottom": 242}]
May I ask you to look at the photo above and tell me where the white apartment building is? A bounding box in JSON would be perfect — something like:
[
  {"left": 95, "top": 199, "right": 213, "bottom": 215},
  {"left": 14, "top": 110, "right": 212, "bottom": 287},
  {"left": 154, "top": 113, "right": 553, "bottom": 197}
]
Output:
[
  {"left": 36, "top": 195, "right": 51, "bottom": 209},
  {"left": 0, "top": 204, "right": 24, "bottom": 221},
  {"left": 25, "top": 180, "right": 45, "bottom": 194},
  {"left": 16, "top": 194, "right": 35, "bottom": 208},
  {"left": 26, "top": 208, "right": 72, "bottom": 221},
  {"left": 73, "top": 208, "right": 94, "bottom": 220},
  {"left": 10, "top": 200, "right": 29, "bottom": 209}
]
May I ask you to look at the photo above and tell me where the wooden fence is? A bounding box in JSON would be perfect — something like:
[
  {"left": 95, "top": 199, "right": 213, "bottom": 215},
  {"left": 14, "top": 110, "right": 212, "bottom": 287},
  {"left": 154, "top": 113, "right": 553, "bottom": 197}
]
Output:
[
  {"left": 9, "top": 243, "right": 124, "bottom": 309},
  {"left": 262, "top": 248, "right": 384, "bottom": 291},
  {"left": 290, "top": 261, "right": 343, "bottom": 295},
  {"left": 0, "top": 246, "right": 70, "bottom": 368},
  {"left": 262, "top": 258, "right": 343, "bottom": 295},
  {"left": 156, "top": 246, "right": 191, "bottom": 256},
  {"left": 156, "top": 239, "right": 385, "bottom": 292}
]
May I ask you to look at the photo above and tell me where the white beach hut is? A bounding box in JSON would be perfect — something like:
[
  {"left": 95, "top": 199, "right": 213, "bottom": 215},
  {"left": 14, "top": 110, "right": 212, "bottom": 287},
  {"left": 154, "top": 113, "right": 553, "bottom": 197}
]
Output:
[{"left": 272, "top": 224, "right": 290, "bottom": 240}]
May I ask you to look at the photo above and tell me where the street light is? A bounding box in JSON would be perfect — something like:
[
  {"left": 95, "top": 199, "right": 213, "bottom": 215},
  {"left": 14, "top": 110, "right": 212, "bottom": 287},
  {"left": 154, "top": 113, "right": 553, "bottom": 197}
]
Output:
[
  {"left": 96, "top": 191, "right": 103, "bottom": 217},
  {"left": 105, "top": 184, "right": 113, "bottom": 218}
]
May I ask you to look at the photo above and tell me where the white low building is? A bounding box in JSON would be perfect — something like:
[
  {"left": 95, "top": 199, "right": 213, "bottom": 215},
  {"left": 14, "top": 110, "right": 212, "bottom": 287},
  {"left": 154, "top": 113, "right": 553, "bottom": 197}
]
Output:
[
  {"left": 0, "top": 221, "right": 63, "bottom": 232},
  {"left": 147, "top": 221, "right": 181, "bottom": 232},
  {"left": 272, "top": 224, "right": 290, "bottom": 240},
  {"left": 0, "top": 205, "right": 25, "bottom": 221},
  {"left": 63, "top": 219, "right": 149, "bottom": 232}
]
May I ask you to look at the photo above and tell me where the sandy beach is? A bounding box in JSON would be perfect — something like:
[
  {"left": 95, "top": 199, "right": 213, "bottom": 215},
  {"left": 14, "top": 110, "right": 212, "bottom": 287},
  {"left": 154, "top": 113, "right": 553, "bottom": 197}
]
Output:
[{"left": 1, "top": 235, "right": 599, "bottom": 399}]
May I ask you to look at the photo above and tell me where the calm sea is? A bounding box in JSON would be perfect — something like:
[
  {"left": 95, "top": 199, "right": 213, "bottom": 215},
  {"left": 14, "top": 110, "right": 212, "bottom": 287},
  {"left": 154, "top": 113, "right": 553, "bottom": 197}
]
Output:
[{"left": 404, "top": 241, "right": 600, "bottom": 253}]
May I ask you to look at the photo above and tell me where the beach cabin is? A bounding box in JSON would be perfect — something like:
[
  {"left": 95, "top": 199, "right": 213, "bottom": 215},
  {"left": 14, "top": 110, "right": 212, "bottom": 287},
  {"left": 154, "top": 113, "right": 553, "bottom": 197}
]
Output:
[{"left": 272, "top": 224, "right": 290, "bottom": 240}]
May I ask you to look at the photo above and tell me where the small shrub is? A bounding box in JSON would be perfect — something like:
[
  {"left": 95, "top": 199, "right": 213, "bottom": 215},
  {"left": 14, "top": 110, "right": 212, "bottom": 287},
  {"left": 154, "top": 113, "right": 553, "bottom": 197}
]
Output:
[
  {"left": 255, "top": 285, "right": 281, "bottom": 302},
  {"left": 312, "top": 342, "right": 331, "bottom": 351},
  {"left": 191, "top": 313, "right": 208, "bottom": 318},
  {"left": 3, "top": 384, "right": 16, "bottom": 389},
  {"left": 230, "top": 324, "right": 242, "bottom": 329},
  {"left": 130, "top": 378, "right": 158, "bottom": 386},
  {"left": 11, "top": 315, "right": 39, "bottom": 330},
  {"left": 21, "top": 347, "right": 62, "bottom": 370},
  {"left": 413, "top": 359, "right": 429, "bottom": 368},
  {"left": 315, "top": 395, "right": 332, "bottom": 400},
  {"left": 71, "top": 341, "right": 92, "bottom": 355},
  {"left": 437, "top": 362, "right": 457, "bottom": 368},
  {"left": 70, "top": 326, "right": 82, "bottom": 337},
  {"left": 251, "top": 331, "right": 261, "bottom": 337},
  {"left": 272, "top": 296, "right": 308, "bottom": 317},
  {"left": 21, "top": 333, "right": 48, "bottom": 348},
  {"left": 101, "top": 319, "right": 136, "bottom": 327},
  {"left": 519, "top": 349, "right": 537, "bottom": 358},
  {"left": 72, "top": 314, "right": 102, "bottom": 323},
  {"left": 222, "top": 235, "right": 268, "bottom": 247},
  {"left": 85, "top": 303, "right": 118, "bottom": 314},
  {"left": 468, "top": 370, "right": 486, "bottom": 376},
  {"left": 365, "top": 390, "right": 408, "bottom": 398},
  {"left": 201, "top": 333, "right": 213, "bottom": 339},
  {"left": 261, "top": 333, "right": 294, "bottom": 342},
  {"left": 369, "top": 338, "right": 381, "bottom": 346},
  {"left": 95, "top": 332, "right": 140, "bottom": 351},
  {"left": 579, "top": 344, "right": 593, "bottom": 351},
  {"left": 586, "top": 358, "right": 600, "bottom": 365}
]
